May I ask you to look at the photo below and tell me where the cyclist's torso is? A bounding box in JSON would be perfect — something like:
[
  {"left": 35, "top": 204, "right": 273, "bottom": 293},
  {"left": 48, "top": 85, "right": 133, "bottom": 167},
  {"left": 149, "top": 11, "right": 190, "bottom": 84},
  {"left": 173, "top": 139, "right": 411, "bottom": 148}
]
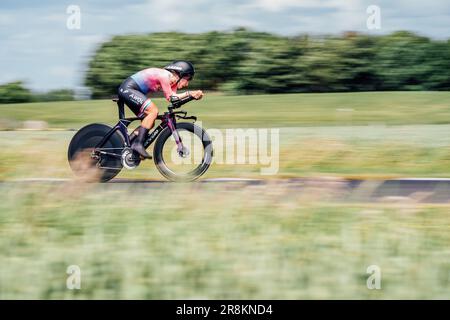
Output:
[{"left": 130, "top": 68, "right": 177, "bottom": 99}]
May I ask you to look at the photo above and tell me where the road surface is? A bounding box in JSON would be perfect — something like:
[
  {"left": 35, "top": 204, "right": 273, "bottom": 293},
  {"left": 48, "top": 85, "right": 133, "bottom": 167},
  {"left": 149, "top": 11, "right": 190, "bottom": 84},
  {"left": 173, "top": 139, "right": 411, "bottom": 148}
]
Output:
[{"left": 1, "top": 177, "right": 449, "bottom": 203}]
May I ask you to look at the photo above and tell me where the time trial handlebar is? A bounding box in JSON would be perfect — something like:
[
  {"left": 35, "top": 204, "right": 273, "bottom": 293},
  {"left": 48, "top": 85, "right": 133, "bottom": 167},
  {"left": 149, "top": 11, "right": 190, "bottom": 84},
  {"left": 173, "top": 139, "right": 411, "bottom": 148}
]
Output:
[{"left": 169, "top": 95, "right": 196, "bottom": 109}]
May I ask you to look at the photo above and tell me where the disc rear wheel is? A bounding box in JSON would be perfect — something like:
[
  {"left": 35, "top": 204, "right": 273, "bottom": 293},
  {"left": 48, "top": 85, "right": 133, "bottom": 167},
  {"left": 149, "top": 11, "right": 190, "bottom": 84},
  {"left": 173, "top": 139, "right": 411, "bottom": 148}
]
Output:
[{"left": 68, "top": 123, "right": 124, "bottom": 182}]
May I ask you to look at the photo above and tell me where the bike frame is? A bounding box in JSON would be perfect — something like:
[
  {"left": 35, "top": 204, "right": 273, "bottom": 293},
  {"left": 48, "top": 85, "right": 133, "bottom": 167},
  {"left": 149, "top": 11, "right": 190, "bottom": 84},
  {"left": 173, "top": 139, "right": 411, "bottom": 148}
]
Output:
[{"left": 94, "top": 97, "right": 192, "bottom": 157}]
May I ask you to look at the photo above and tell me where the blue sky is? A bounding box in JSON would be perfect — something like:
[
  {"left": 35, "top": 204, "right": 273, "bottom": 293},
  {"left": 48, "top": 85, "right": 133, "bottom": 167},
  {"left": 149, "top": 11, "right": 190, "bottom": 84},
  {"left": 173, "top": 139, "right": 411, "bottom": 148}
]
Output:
[{"left": 1, "top": 0, "right": 449, "bottom": 91}]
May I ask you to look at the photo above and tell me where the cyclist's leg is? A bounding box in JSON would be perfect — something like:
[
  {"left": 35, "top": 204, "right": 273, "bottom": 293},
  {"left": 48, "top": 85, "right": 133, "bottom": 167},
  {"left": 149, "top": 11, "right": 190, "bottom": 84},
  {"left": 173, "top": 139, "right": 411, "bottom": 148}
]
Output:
[
  {"left": 132, "top": 101, "right": 159, "bottom": 159},
  {"left": 118, "top": 78, "right": 148, "bottom": 117},
  {"left": 140, "top": 100, "right": 158, "bottom": 129},
  {"left": 118, "top": 80, "right": 159, "bottom": 128},
  {"left": 118, "top": 78, "right": 155, "bottom": 158}
]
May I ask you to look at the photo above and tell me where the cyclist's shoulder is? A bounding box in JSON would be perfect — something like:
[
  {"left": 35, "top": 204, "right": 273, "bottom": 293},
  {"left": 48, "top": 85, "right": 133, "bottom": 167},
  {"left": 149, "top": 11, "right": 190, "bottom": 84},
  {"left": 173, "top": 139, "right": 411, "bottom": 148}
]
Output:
[
  {"left": 133, "top": 68, "right": 170, "bottom": 83},
  {"left": 136, "top": 67, "right": 169, "bottom": 76}
]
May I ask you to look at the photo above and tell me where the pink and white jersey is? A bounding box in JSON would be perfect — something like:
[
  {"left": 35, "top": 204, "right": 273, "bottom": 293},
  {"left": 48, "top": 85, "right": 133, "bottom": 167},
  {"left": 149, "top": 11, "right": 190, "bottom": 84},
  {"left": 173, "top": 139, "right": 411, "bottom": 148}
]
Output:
[{"left": 130, "top": 68, "right": 177, "bottom": 100}]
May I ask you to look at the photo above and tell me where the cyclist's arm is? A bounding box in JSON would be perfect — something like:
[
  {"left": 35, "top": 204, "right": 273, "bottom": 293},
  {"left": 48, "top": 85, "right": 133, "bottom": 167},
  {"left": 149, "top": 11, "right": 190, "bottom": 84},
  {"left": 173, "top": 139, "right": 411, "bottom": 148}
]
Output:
[
  {"left": 159, "top": 74, "right": 198, "bottom": 101},
  {"left": 160, "top": 73, "right": 195, "bottom": 101},
  {"left": 170, "top": 91, "right": 191, "bottom": 100}
]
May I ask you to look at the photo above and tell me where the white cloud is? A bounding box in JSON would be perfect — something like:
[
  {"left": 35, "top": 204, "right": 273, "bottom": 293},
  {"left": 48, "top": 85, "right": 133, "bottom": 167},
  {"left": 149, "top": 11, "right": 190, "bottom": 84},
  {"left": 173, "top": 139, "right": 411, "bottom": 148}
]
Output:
[
  {"left": 71, "top": 34, "right": 106, "bottom": 46},
  {"left": 0, "top": 13, "right": 15, "bottom": 26},
  {"left": 49, "top": 66, "right": 74, "bottom": 77},
  {"left": 246, "top": 0, "right": 361, "bottom": 12},
  {"left": 8, "top": 32, "right": 33, "bottom": 40},
  {"left": 123, "top": 0, "right": 217, "bottom": 31}
]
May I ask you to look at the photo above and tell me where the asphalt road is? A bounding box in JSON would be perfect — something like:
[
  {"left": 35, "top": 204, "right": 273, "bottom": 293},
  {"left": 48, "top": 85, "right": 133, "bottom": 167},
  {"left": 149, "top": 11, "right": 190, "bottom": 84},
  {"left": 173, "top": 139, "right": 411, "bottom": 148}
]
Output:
[{"left": 1, "top": 177, "right": 449, "bottom": 203}]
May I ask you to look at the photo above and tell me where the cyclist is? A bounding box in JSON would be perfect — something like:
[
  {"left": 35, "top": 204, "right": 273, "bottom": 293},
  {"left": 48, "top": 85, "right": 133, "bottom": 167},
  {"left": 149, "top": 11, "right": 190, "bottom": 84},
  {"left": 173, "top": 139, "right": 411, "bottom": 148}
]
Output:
[{"left": 118, "top": 60, "right": 203, "bottom": 159}]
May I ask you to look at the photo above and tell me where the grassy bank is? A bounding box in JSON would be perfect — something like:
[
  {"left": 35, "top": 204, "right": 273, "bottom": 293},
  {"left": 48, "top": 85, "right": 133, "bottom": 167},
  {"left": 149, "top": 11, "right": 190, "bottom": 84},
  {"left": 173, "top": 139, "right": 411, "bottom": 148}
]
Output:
[
  {"left": 0, "top": 91, "right": 449, "bottom": 180},
  {"left": 1, "top": 92, "right": 449, "bottom": 129},
  {"left": 0, "top": 125, "right": 449, "bottom": 180}
]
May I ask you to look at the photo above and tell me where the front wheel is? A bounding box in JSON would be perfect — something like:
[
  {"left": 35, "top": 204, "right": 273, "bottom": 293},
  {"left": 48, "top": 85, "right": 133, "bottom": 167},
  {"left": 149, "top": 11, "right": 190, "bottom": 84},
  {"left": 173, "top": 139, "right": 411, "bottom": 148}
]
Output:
[{"left": 153, "top": 122, "right": 213, "bottom": 182}]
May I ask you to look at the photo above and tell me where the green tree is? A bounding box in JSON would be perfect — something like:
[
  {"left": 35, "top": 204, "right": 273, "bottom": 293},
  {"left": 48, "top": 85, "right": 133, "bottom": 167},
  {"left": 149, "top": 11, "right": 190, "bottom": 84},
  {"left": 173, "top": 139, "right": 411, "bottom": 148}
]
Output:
[
  {"left": 0, "top": 81, "right": 33, "bottom": 104},
  {"left": 84, "top": 30, "right": 450, "bottom": 97}
]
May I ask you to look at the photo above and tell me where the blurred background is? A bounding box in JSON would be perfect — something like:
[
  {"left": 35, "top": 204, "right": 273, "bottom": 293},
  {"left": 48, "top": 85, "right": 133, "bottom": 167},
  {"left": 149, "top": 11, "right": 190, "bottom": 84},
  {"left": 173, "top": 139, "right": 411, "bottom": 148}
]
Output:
[{"left": 0, "top": 0, "right": 449, "bottom": 299}]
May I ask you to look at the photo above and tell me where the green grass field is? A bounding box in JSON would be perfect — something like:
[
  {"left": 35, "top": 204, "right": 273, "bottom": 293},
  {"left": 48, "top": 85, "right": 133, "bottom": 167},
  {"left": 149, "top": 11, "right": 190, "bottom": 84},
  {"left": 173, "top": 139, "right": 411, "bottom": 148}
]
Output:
[
  {"left": 0, "top": 92, "right": 449, "bottom": 180},
  {"left": 0, "top": 125, "right": 449, "bottom": 181},
  {"left": 1, "top": 91, "right": 449, "bottom": 129},
  {"left": 0, "top": 92, "right": 449, "bottom": 299},
  {"left": 0, "top": 182, "right": 448, "bottom": 299}
]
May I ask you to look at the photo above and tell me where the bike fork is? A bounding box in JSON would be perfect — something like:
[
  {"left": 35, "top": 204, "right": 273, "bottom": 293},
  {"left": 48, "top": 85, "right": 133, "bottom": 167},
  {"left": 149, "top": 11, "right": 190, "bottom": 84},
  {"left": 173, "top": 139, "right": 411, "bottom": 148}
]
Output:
[{"left": 167, "top": 117, "right": 184, "bottom": 155}]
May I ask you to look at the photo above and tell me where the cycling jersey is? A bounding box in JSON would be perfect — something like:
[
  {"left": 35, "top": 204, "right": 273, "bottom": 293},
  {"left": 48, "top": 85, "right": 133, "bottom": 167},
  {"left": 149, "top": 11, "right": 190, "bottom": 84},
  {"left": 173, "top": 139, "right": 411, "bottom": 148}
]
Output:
[
  {"left": 130, "top": 68, "right": 177, "bottom": 100},
  {"left": 118, "top": 68, "right": 178, "bottom": 117}
]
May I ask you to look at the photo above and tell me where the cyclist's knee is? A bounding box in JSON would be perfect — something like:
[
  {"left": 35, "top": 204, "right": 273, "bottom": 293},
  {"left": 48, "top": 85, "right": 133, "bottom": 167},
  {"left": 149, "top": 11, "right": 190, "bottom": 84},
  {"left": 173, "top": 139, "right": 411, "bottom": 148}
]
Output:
[{"left": 144, "top": 104, "right": 158, "bottom": 117}]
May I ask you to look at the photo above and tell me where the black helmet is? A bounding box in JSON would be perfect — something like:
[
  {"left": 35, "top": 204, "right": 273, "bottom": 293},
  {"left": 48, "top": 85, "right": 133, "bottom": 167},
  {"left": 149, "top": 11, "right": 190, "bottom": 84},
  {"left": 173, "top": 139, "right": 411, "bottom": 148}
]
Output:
[{"left": 164, "top": 60, "right": 195, "bottom": 80}]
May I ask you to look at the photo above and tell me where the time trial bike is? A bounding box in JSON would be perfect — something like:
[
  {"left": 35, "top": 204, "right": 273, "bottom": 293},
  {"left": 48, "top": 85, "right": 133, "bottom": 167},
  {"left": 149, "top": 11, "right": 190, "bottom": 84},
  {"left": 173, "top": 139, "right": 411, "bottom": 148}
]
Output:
[{"left": 67, "top": 95, "right": 213, "bottom": 182}]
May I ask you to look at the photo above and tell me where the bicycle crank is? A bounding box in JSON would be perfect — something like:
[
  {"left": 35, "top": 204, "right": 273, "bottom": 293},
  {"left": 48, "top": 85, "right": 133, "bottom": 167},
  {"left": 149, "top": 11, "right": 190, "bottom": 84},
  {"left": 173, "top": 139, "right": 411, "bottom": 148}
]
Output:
[{"left": 121, "top": 147, "right": 141, "bottom": 169}]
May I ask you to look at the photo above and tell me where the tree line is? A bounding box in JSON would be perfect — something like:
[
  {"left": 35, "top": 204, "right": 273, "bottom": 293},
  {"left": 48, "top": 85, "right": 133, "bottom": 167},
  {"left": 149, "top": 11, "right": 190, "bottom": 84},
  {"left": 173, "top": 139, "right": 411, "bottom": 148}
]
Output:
[
  {"left": 1, "top": 29, "right": 448, "bottom": 103},
  {"left": 86, "top": 29, "right": 450, "bottom": 98},
  {"left": 0, "top": 81, "right": 74, "bottom": 104}
]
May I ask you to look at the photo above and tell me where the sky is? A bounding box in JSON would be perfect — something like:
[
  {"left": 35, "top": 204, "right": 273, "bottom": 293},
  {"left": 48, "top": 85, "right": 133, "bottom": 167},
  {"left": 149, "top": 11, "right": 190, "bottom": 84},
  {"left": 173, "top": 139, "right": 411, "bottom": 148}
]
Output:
[{"left": 0, "top": 0, "right": 449, "bottom": 91}]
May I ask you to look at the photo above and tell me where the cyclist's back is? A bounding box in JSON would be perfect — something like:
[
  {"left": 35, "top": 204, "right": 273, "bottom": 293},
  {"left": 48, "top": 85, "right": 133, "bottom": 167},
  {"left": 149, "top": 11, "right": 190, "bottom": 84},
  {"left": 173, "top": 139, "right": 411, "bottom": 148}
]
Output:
[{"left": 130, "top": 68, "right": 177, "bottom": 98}]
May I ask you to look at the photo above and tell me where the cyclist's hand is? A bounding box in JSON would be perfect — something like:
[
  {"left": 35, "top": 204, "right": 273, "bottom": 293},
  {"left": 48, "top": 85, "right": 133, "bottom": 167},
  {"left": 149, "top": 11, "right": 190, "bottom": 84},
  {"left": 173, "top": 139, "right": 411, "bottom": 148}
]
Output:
[{"left": 190, "top": 90, "right": 204, "bottom": 100}]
